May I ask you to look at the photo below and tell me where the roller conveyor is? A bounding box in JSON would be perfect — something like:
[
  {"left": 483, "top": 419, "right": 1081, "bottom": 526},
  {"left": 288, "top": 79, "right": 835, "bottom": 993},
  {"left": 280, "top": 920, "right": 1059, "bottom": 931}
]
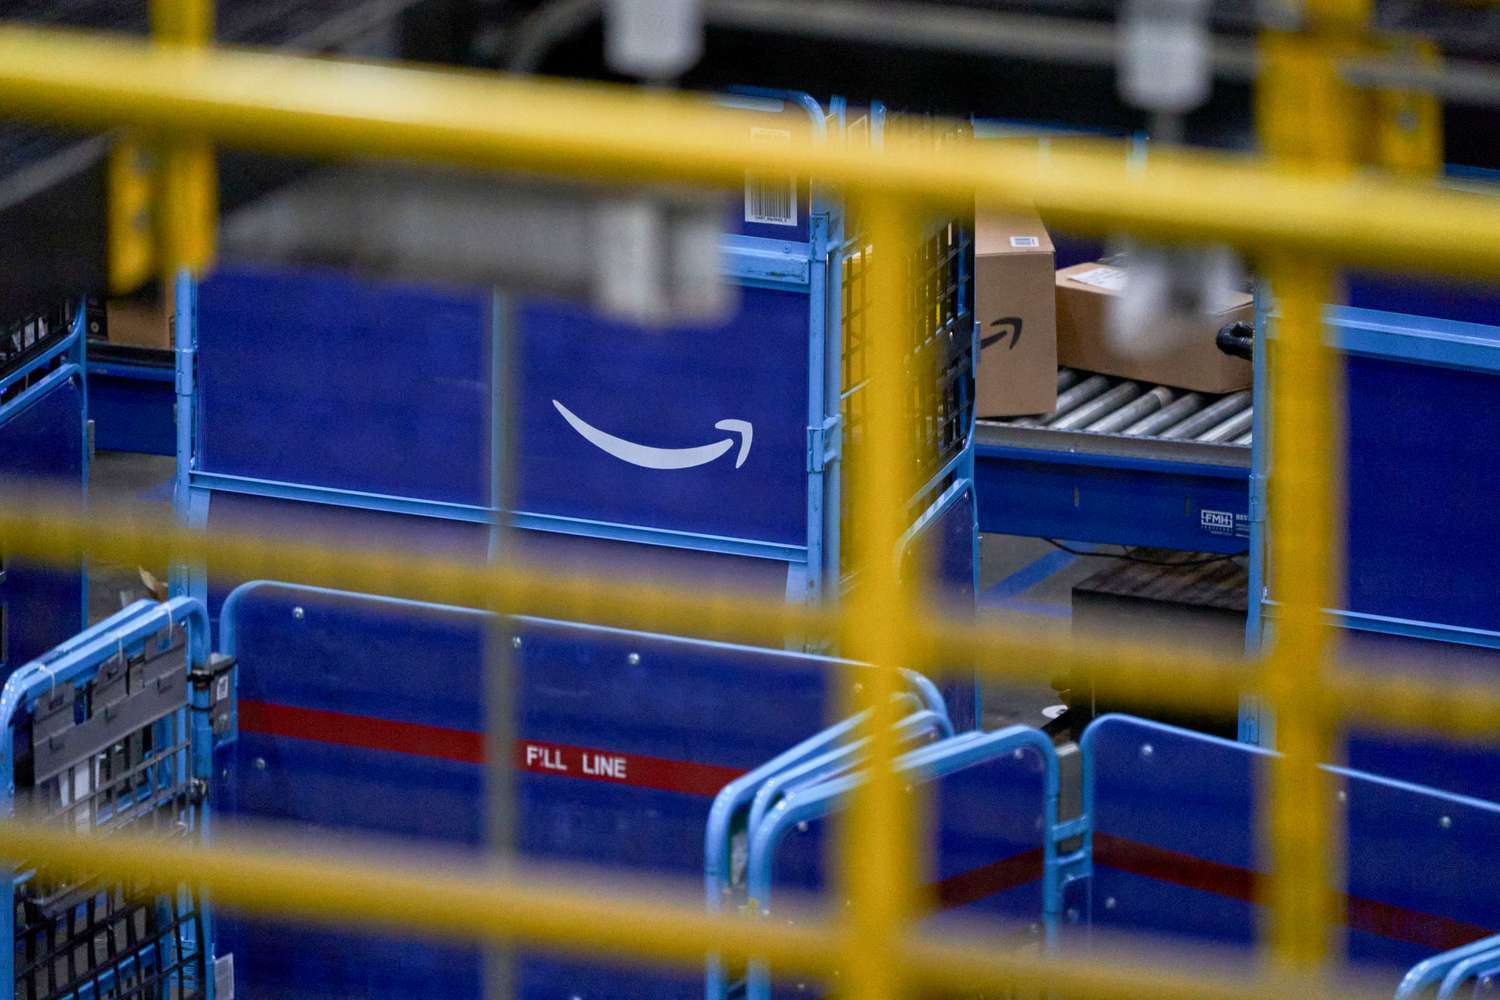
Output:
[
  {"left": 974, "top": 368, "right": 1252, "bottom": 554},
  {"left": 993, "top": 369, "right": 1252, "bottom": 448}
]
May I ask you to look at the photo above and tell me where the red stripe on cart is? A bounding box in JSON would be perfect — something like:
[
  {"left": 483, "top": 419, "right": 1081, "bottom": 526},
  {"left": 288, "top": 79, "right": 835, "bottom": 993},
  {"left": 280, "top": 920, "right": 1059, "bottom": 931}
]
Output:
[
  {"left": 239, "top": 700, "right": 745, "bottom": 797},
  {"left": 930, "top": 847, "right": 1047, "bottom": 911},
  {"left": 240, "top": 699, "right": 484, "bottom": 764},
  {"left": 1095, "top": 833, "right": 1496, "bottom": 951}
]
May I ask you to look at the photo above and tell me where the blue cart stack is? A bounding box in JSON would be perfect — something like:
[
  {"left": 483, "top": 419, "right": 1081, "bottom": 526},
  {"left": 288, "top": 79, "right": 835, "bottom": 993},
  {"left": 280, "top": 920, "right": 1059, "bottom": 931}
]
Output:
[{"left": 164, "top": 94, "right": 980, "bottom": 999}]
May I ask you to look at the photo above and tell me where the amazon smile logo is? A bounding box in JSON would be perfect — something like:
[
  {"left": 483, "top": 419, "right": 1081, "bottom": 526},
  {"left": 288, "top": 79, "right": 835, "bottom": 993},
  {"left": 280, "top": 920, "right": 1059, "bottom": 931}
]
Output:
[{"left": 552, "top": 400, "right": 753, "bottom": 470}]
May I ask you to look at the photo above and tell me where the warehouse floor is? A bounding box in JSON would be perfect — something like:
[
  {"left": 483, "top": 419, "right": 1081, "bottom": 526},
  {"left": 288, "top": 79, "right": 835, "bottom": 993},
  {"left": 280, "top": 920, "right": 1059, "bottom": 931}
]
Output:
[
  {"left": 87, "top": 449, "right": 1109, "bottom": 731},
  {"left": 87, "top": 451, "right": 174, "bottom": 623}
]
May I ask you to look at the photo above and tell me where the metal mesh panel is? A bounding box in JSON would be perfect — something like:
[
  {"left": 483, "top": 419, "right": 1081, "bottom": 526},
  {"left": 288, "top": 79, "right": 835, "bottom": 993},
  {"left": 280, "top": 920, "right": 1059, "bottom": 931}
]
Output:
[
  {"left": 840, "top": 212, "right": 975, "bottom": 577},
  {"left": 0, "top": 305, "right": 73, "bottom": 404},
  {"left": 15, "top": 630, "right": 206, "bottom": 1000}
]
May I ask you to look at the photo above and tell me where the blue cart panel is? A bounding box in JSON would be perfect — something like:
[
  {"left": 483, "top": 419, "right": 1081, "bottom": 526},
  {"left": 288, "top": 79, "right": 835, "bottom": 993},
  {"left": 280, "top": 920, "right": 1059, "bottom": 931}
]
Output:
[
  {"left": 514, "top": 288, "right": 811, "bottom": 548},
  {"left": 88, "top": 358, "right": 177, "bottom": 455},
  {"left": 216, "top": 581, "right": 941, "bottom": 999},
  {"left": 195, "top": 264, "right": 493, "bottom": 508},
  {"left": 1083, "top": 715, "right": 1500, "bottom": 977},
  {"left": 1248, "top": 305, "right": 1500, "bottom": 740},
  {"left": 1343, "top": 346, "right": 1500, "bottom": 635},
  {"left": 901, "top": 477, "right": 980, "bottom": 731},
  {"left": 0, "top": 365, "right": 85, "bottom": 671}
]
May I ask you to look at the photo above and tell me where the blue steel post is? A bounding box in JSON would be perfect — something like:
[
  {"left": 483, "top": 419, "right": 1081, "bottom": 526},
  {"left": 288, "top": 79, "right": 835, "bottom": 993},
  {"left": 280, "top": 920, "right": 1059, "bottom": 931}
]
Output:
[
  {"left": 485, "top": 287, "right": 516, "bottom": 999},
  {"left": 803, "top": 193, "right": 831, "bottom": 610},
  {"left": 74, "top": 303, "right": 91, "bottom": 630},
  {"left": 186, "top": 609, "right": 220, "bottom": 998},
  {"left": 1240, "top": 282, "right": 1272, "bottom": 745},
  {"left": 0, "top": 696, "right": 13, "bottom": 997},
  {"left": 171, "top": 269, "right": 196, "bottom": 598}
]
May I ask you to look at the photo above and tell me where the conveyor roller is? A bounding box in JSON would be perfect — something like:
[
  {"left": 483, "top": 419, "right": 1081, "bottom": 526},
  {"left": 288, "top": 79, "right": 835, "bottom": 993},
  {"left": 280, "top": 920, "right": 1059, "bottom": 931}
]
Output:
[{"left": 989, "top": 368, "right": 1253, "bottom": 448}]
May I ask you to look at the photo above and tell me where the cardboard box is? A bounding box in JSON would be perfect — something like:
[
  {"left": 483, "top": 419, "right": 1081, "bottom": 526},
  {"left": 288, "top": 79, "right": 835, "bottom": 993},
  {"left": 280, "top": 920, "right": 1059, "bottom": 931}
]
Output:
[
  {"left": 974, "top": 206, "right": 1057, "bottom": 416},
  {"left": 1055, "top": 262, "right": 1252, "bottom": 393},
  {"left": 105, "top": 287, "right": 173, "bottom": 350}
]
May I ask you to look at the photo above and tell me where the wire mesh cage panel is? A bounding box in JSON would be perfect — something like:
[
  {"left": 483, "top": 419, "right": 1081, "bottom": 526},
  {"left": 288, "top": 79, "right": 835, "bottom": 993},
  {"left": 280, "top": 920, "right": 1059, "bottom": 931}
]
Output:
[
  {"left": 1, "top": 305, "right": 75, "bottom": 406},
  {"left": 11, "top": 624, "right": 210, "bottom": 1000},
  {"left": 840, "top": 212, "right": 976, "bottom": 579}
]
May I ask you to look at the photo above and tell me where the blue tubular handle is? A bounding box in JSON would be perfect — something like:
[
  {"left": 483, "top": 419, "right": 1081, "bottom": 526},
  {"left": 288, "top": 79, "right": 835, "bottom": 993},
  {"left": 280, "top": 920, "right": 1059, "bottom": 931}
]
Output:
[
  {"left": 705, "top": 694, "right": 920, "bottom": 905},
  {"left": 742, "top": 726, "right": 1057, "bottom": 1000},
  {"left": 704, "top": 693, "right": 921, "bottom": 1000},
  {"left": 747, "top": 725, "right": 1056, "bottom": 909},
  {"left": 1437, "top": 946, "right": 1500, "bottom": 999},
  {"left": 746, "top": 708, "right": 952, "bottom": 835},
  {"left": 1393, "top": 933, "right": 1500, "bottom": 996}
]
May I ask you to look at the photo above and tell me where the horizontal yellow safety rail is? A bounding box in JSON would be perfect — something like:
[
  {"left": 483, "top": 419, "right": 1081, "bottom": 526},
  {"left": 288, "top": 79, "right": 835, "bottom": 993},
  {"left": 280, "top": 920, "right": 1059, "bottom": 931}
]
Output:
[
  {"left": 0, "top": 26, "right": 1493, "bottom": 278},
  {"left": 4, "top": 494, "right": 1500, "bottom": 738},
  {"left": 0, "top": 4, "right": 1493, "bottom": 998}
]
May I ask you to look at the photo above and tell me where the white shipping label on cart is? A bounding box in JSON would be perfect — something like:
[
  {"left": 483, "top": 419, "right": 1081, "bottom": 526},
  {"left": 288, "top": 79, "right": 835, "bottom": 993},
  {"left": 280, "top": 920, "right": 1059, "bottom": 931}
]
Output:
[
  {"left": 744, "top": 127, "right": 797, "bottom": 226},
  {"left": 1070, "top": 265, "right": 1128, "bottom": 292}
]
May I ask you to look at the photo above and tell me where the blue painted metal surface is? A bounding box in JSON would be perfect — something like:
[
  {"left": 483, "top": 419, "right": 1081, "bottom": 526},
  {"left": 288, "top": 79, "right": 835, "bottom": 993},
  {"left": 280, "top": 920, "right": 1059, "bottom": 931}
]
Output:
[
  {"left": 1248, "top": 303, "right": 1500, "bottom": 743},
  {"left": 0, "top": 361, "right": 86, "bottom": 673},
  {"left": 88, "top": 358, "right": 175, "bottom": 455},
  {"left": 513, "top": 287, "right": 810, "bottom": 548},
  {"left": 177, "top": 94, "right": 981, "bottom": 734},
  {"left": 1083, "top": 715, "right": 1500, "bottom": 979},
  {"left": 900, "top": 476, "right": 981, "bottom": 730},
  {"left": 975, "top": 440, "right": 1250, "bottom": 554},
  {"left": 194, "top": 263, "right": 493, "bottom": 507},
  {"left": 743, "top": 726, "right": 1059, "bottom": 999},
  {"left": 216, "top": 581, "right": 948, "bottom": 1000}
]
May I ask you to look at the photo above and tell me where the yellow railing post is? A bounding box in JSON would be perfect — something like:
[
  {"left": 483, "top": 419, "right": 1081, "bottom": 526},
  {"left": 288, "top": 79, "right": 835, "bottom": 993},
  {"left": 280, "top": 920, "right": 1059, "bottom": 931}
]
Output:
[
  {"left": 1259, "top": 257, "right": 1344, "bottom": 968},
  {"left": 150, "top": 0, "right": 217, "bottom": 281},
  {"left": 1256, "top": 0, "right": 1364, "bottom": 972},
  {"left": 837, "top": 195, "right": 922, "bottom": 1000}
]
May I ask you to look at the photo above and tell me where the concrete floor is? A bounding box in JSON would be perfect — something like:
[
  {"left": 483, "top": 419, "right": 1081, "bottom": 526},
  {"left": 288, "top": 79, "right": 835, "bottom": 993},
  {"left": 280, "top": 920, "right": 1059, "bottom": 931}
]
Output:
[
  {"left": 975, "top": 532, "right": 1111, "bottom": 731},
  {"left": 87, "top": 451, "right": 175, "bottom": 623}
]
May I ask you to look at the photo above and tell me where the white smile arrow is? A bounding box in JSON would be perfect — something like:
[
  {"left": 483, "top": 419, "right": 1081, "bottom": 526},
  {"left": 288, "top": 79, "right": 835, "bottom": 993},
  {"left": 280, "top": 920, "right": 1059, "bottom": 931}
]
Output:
[{"left": 553, "top": 400, "right": 753, "bottom": 470}]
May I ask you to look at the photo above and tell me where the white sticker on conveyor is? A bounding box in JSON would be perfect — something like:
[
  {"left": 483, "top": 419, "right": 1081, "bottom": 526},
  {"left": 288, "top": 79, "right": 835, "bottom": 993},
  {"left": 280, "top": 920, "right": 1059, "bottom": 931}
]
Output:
[{"left": 1070, "top": 265, "right": 1127, "bottom": 292}]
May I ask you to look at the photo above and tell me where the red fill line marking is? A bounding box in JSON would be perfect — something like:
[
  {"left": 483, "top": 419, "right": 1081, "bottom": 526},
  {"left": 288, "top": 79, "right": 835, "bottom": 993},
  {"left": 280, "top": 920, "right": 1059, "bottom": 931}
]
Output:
[
  {"left": 1095, "top": 832, "right": 1496, "bottom": 952},
  {"left": 239, "top": 701, "right": 1500, "bottom": 951},
  {"left": 239, "top": 699, "right": 484, "bottom": 764},
  {"left": 930, "top": 847, "right": 1046, "bottom": 912},
  {"left": 240, "top": 699, "right": 744, "bottom": 797}
]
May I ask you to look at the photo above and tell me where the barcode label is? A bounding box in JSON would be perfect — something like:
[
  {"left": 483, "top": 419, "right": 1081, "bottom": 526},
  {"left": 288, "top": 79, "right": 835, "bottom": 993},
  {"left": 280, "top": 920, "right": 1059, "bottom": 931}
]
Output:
[
  {"left": 745, "top": 127, "right": 796, "bottom": 226},
  {"left": 1010, "top": 236, "right": 1040, "bottom": 248},
  {"left": 1070, "top": 265, "right": 1127, "bottom": 292}
]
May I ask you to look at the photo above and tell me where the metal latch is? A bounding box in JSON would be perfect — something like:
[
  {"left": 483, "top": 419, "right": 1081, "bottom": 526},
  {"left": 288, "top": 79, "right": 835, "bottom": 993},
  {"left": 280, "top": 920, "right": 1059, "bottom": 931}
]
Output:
[
  {"left": 191, "top": 652, "right": 237, "bottom": 741},
  {"left": 807, "top": 415, "right": 843, "bottom": 473}
]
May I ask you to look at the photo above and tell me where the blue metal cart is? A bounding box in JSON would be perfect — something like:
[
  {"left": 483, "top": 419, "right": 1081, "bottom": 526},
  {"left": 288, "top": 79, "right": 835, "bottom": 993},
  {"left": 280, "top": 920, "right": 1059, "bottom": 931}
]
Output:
[
  {"left": 172, "top": 92, "right": 980, "bottom": 724},
  {"left": 0, "top": 304, "right": 88, "bottom": 675},
  {"left": 214, "top": 580, "right": 948, "bottom": 999},
  {"left": 0, "top": 597, "right": 234, "bottom": 1000},
  {"left": 715, "top": 712, "right": 1500, "bottom": 998}
]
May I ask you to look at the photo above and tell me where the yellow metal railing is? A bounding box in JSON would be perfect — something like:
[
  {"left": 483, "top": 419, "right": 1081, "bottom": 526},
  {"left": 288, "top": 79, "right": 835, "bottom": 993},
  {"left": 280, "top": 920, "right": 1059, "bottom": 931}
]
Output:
[{"left": 0, "top": 2, "right": 1493, "bottom": 997}]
